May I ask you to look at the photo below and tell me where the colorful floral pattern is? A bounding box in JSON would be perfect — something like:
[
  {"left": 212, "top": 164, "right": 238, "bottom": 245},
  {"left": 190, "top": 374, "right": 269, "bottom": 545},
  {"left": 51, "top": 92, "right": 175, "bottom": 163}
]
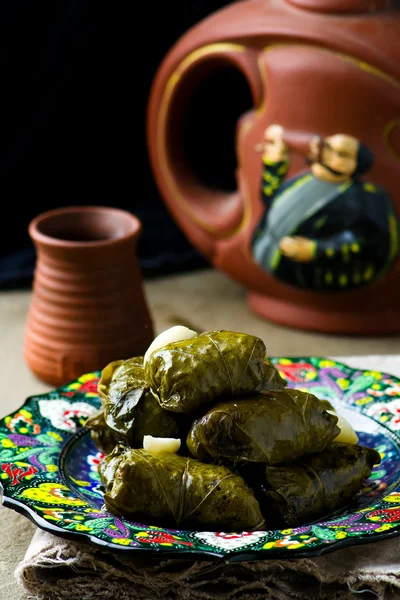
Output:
[{"left": 1, "top": 359, "right": 400, "bottom": 561}]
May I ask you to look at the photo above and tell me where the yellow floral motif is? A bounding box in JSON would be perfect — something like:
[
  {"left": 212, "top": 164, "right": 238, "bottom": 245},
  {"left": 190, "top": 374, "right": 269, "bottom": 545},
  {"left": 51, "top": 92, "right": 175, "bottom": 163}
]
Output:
[
  {"left": 305, "top": 372, "right": 317, "bottom": 381},
  {"left": 288, "top": 543, "right": 305, "bottom": 549},
  {"left": 319, "top": 360, "right": 336, "bottom": 367},
  {"left": 21, "top": 483, "right": 87, "bottom": 506},
  {"left": 277, "top": 164, "right": 288, "bottom": 176},
  {"left": 263, "top": 541, "right": 277, "bottom": 550},
  {"left": 335, "top": 531, "right": 348, "bottom": 539},
  {"left": 363, "top": 371, "right": 382, "bottom": 379},
  {"left": 67, "top": 383, "right": 81, "bottom": 390},
  {"left": 263, "top": 185, "right": 273, "bottom": 196},
  {"left": 371, "top": 384, "right": 381, "bottom": 390},
  {"left": 19, "top": 427, "right": 28, "bottom": 434},
  {"left": 337, "top": 378, "right": 349, "bottom": 389},
  {"left": 279, "top": 359, "right": 292, "bottom": 366},
  {"left": 74, "top": 524, "right": 91, "bottom": 532},
  {"left": 1, "top": 439, "right": 17, "bottom": 448},
  {"left": 78, "top": 373, "right": 98, "bottom": 383},
  {"left": 48, "top": 432, "right": 63, "bottom": 442},
  {"left": 281, "top": 529, "right": 293, "bottom": 534},
  {"left": 46, "top": 465, "right": 58, "bottom": 473},
  {"left": 19, "top": 410, "right": 32, "bottom": 418},
  {"left": 112, "top": 538, "right": 132, "bottom": 545},
  {"left": 69, "top": 476, "right": 90, "bottom": 487},
  {"left": 355, "top": 397, "right": 373, "bottom": 406},
  {"left": 376, "top": 524, "right": 396, "bottom": 533},
  {"left": 383, "top": 495, "right": 400, "bottom": 503}
]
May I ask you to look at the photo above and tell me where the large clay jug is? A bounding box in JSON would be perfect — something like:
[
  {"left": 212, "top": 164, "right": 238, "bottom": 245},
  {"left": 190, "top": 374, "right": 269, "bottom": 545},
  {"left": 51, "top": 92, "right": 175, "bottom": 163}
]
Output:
[
  {"left": 147, "top": 0, "right": 400, "bottom": 334},
  {"left": 24, "top": 206, "right": 154, "bottom": 386}
]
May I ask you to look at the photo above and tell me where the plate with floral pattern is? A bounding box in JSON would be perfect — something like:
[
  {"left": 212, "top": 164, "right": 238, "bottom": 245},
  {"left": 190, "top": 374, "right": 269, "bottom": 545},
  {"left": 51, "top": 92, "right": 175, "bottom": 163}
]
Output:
[{"left": 1, "top": 357, "right": 400, "bottom": 562}]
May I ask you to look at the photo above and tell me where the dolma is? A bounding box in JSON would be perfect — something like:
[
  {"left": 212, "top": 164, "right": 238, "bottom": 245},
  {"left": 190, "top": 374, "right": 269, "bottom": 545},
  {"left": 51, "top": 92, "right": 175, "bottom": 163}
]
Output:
[
  {"left": 84, "top": 407, "right": 118, "bottom": 455},
  {"left": 98, "top": 357, "right": 181, "bottom": 446},
  {"left": 259, "top": 443, "right": 381, "bottom": 526},
  {"left": 187, "top": 389, "right": 340, "bottom": 464},
  {"left": 145, "top": 330, "right": 286, "bottom": 414},
  {"left": 99, "top": 446, "right": 265, "bottom": 531}
]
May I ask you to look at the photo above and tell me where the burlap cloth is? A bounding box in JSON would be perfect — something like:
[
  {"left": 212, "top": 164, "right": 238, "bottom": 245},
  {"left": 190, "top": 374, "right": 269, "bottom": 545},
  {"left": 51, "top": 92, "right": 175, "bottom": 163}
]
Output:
[
  {"left": 9, "top": 356, "right": 400, "bottom": 599},
  {"left": 10, "top": 517, "right": 400, "bottom": 600}
]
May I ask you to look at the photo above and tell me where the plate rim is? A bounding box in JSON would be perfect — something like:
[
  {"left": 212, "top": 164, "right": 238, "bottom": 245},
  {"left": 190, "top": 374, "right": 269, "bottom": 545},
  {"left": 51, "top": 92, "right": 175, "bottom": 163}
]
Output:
[{"left": 3, "top": 493, "right": 400, "bottom": 563}]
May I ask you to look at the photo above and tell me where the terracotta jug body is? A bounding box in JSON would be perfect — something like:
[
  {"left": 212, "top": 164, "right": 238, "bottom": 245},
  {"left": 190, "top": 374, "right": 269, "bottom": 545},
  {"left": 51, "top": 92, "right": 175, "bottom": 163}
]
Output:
[
  {"left": 147, "top": 0, "right": 400, "bottom": 334},
  {"left": 24, "top": 206, "right": 154, "bottom": 386}
]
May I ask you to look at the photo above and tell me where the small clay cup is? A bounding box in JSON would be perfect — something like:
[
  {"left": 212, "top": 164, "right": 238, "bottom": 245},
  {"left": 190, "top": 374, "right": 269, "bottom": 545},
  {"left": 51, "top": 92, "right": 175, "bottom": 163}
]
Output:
[{"left": 24, "top": 206, "right": 154, "bottom": 386}]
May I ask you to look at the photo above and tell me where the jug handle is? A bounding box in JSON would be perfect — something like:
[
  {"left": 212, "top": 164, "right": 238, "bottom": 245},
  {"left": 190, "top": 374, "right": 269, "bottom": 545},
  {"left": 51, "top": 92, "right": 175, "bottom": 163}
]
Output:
[{"left": 147, "top": 44, "right": 264, "bottom": 257}]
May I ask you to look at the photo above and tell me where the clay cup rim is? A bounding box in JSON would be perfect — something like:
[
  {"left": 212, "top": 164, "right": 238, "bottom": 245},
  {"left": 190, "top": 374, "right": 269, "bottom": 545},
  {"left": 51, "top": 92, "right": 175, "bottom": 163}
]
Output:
[{"left": 29, "top": 206, "right": 141, "bottom": 248}]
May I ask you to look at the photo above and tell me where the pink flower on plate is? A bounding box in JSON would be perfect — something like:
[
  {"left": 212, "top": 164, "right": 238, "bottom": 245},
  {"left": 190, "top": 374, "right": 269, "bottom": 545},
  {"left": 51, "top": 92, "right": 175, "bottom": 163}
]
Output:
[
  {"left": 216, "top": 532, "right": 253, "bottom": 540},
  {"left": 366, "top": 399, "right": 400, "bottom": 429},
  {"left": 87, "top": 452, "right": 105, "bottom": 472}
]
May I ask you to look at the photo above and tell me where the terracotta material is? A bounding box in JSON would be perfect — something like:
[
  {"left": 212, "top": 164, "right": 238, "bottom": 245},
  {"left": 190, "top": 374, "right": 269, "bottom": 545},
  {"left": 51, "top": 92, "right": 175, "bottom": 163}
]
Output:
[
  {"left": 24, "top": 206, "right": 154, "bottom": 386},
  {"left": 147, "top": 0, "right": 400, "bottom": 334}
]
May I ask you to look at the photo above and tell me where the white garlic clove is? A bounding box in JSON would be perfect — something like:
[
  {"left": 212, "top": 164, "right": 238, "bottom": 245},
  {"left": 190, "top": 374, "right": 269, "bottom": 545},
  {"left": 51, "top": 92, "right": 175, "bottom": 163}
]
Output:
[
  {"left": 328, "top": 410, "right": 359, "bottom": 445},
  {"left": 144, "top": 325, "right": 198, "bottom": 365},
  {"left": 143, "top": 435, "right": 181, "bottom": 454}
]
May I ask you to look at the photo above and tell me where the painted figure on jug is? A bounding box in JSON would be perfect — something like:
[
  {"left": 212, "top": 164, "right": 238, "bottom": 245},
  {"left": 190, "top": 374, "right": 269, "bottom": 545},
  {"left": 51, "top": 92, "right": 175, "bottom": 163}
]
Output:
[{"left": 252, "top": 125, "right": 399, "bottom": 290}]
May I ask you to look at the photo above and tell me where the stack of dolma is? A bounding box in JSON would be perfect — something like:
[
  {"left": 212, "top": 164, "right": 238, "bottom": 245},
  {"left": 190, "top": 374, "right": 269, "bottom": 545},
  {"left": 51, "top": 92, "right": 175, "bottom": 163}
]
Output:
[{"left": 85, "top": 328, "right": 381, "bottom": 531}]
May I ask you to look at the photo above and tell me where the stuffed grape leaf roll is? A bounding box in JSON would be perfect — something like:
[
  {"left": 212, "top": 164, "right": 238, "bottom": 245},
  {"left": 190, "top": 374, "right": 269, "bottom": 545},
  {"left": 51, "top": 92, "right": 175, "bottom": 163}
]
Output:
[
  {"left": 187, "top": 389, "right": 340, "bottom": 464},
  {"left": 258, "top": 443, "right": 381, "bottom": 526},
  {"left": 99, "top": 446, "right": 265, "bottom": 531},
  {"left": 97, "top": 357, "right": 181, "bottom": 446},
  {"left": 145, "top": 330, "right": 286, "bottom": 414},
  {"left": 84, "top": 407, "right": 118, "bottom": 455}
]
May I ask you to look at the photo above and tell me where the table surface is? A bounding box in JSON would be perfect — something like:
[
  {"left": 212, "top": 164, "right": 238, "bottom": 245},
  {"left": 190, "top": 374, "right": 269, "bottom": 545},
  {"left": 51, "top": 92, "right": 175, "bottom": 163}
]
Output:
[{"left": 1, "top": 268, "right": 400, "bottom": 599}]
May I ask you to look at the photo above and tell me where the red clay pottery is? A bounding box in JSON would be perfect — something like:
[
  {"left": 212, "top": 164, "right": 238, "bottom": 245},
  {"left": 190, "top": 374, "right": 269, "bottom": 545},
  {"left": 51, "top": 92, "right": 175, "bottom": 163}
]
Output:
[
  {"left": 24, "top": 206, "right": 154, "bottom": 386},
  {"left": 147, "top": 0, "right": 400, "bottom": 334}
]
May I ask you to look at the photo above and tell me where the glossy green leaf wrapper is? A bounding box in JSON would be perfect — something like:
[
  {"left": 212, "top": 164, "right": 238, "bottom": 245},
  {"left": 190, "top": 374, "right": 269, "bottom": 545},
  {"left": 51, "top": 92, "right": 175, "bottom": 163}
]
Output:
[
  {"left": 145, "top": 330, "right": 285, "bottom": 414},
  {"left": 260, "top": 443, "right": 381, "bottom": 527},
  {"left": 187, "top": 389, "right": 340, "bottom": 464},
  {"left": 97, "top": 357, "right": 181, "bottom": 446},
  {"left": 84, "top": 408, "right": 118, "bottom": 455},
  {"left": 99, "top": 446, "right": 265, "bottom": 531}
]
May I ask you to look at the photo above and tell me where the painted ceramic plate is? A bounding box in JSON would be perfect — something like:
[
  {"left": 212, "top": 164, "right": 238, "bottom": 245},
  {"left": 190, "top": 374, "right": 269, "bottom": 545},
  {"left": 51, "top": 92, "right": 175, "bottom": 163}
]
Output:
[{"left": 1, "top": 357, "right": 400, "bottom": 562}]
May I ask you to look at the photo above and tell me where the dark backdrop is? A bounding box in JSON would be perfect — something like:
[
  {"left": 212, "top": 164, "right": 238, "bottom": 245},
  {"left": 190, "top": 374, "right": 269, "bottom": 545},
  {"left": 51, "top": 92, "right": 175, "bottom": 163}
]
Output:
[{"left": 0, "top": 1, "right": 248, "bottom": 287}]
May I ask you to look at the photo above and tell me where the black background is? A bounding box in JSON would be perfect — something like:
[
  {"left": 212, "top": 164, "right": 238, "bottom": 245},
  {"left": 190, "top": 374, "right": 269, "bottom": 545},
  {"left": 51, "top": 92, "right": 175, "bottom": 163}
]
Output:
[{"left": 0, "top": 1, "right": 239, "bottom": 287}]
